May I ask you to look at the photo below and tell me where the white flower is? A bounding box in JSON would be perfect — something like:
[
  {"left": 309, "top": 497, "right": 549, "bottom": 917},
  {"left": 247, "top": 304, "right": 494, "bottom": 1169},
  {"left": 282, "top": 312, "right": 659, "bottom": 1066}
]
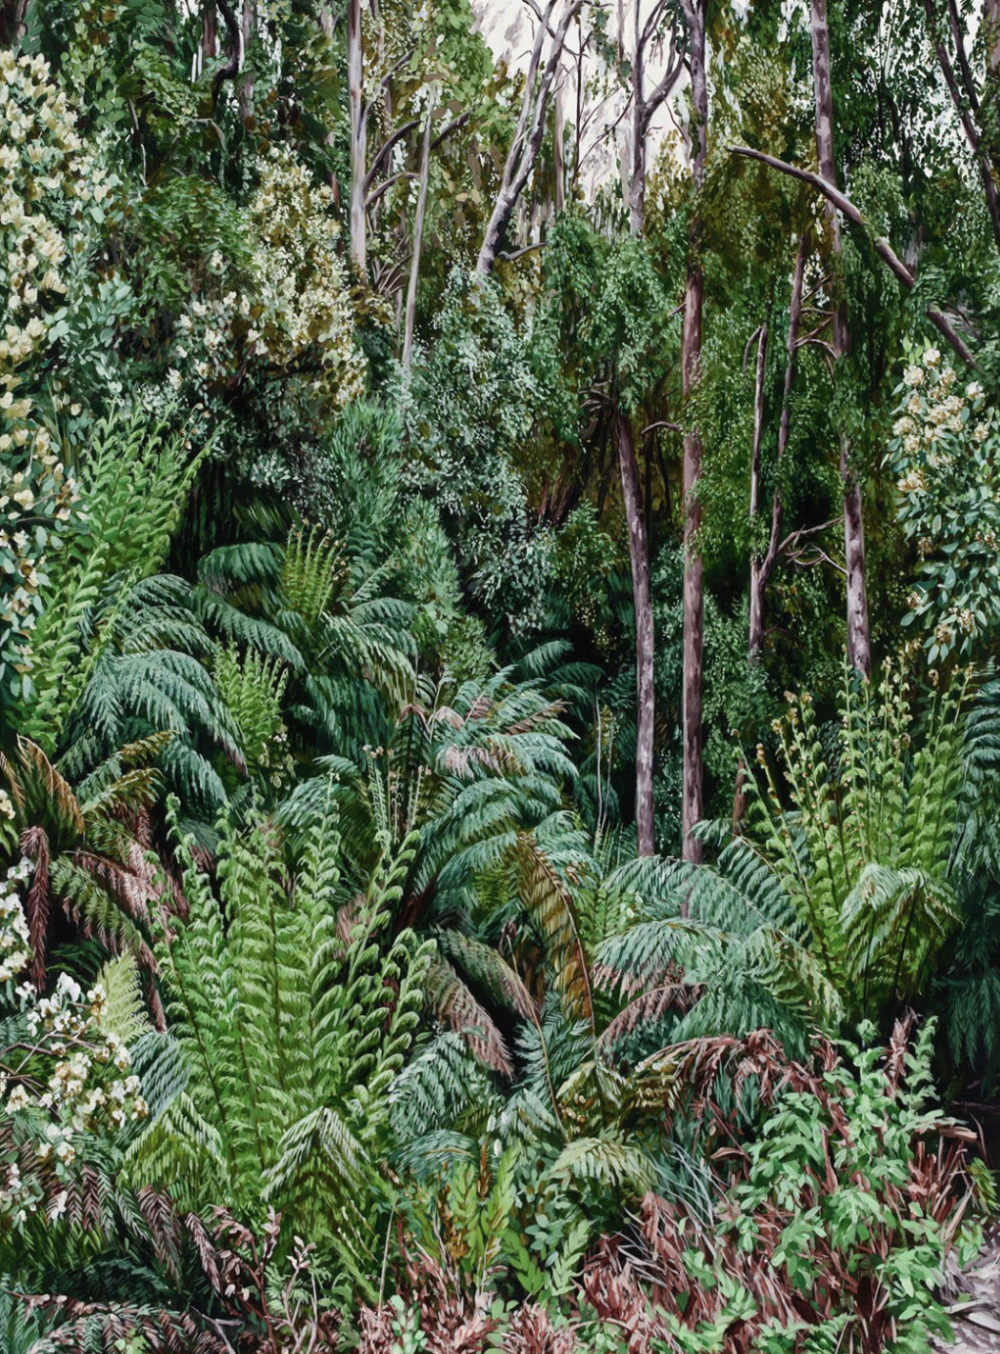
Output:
[{"left": 5, "top": 1085, "right": 31, "bottom": 1112}]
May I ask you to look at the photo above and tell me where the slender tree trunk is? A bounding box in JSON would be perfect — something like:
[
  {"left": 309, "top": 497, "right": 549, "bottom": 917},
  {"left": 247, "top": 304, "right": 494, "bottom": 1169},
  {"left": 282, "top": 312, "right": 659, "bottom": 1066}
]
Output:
[
  {"left": 810, "top": 0, "right": 871, "bottom": 677},
  {"left": 238, "top": 0, "right": 255, "bottom": 124},
  {"left": 615, "top": 412, "right": 656, "bottom": 856},
  {"left": 479, "top": 179, "right": 521, "bottom": 275},
  {"left": 348, "top": 0, "right": 367, "bottom": 276},
  {"left": 629, "top": 16, "right": 646, "bottom": 236},
  {"left": 476, "top": 0, "right": 582, "bottom": 275},
  {"left": 554, "top": 88, "right": 566, "bottom": 216},
  {"left": 403, "top": 88, "right": 436, "bottom": 369},
  {"left": 749, "top": 236, "right": 808, "bottom": 659},
  {"left": 747, "top": 322, "right": 769, "bottom": 659},
  {"left": 681, "top": 0, "right": 707, "bottom": 865},
  {"left": 203, "top": 1, "right": 218, "bottom": 58}
]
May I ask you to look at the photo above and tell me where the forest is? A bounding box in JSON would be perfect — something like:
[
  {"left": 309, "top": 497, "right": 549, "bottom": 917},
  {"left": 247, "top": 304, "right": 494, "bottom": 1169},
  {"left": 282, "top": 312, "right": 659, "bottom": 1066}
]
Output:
[{"left": 1, "top": 0, "right": 1000, "bottom": 1346}]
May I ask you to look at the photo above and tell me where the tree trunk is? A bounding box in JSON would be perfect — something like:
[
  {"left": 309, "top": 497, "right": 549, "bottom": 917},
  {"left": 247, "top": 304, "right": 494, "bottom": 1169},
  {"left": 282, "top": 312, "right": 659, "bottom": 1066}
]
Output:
[
  {"left": 749, "top": 235, "right": 808, "bottom": 660},
  {"left": 348, "top": 0, "right": 367, "bottom": 277},
  {"left": 203, "top": 1, "right": 217, "bottom": 58},
  {"left": 681, "top": 0, "right": 707, "bottom": 866},
  {"left": 403, "top": 87, "right": 436, "bottom": 369},
  {"left": 810, "top": 0, "right": 871, "bottom": 677},
  {"left": 0, "top": 0, "right": 27, "bottom": 48},
  {"left": 238, "top": 0, "right": 255, "bottom": 125},
  {"left": 629, "top": 22, "right": 646, "bottom": 235},
  {"left": 615, "top": 412, "right": 656, "bottom": 856},
  {"left": 476, "top": 0, "right": 582, "bottom": 276},
  {"left": 747, "top": 322, "right": 769, "bottom": 660},
  {"left": 554, "top": 88, "right": 566, "bottom": 216}
]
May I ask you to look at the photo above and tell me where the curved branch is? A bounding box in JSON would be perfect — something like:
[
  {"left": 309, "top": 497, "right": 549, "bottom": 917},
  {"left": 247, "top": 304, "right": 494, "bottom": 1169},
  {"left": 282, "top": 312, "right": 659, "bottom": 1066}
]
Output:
[
  {"left": 211, "top": 0, "right": 243, "bottom": 101},
  {"left": 363, "top": 119, "right": 420, "bottom": 194},
  {"left": 366, "top": 171, "right": 418, "bottom": 208},
  {"left": 728, "top": 146, "right": 977, "bottom": 367}
]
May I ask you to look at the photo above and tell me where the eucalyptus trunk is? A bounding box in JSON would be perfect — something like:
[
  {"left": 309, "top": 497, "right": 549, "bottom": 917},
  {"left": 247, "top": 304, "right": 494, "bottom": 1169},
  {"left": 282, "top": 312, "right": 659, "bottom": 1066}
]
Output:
[
  {"left": 403, "top": 89, "right": 436, "bottom": 369},
  {"left": 348, "top": 0, "right": 367, "bottom": 277},
  {"left": 747, "top": 322, "right": 769, "bottom": 660},
  {"left": 810, "top": 0, "right": 871, "bottom": 677},
  {"left": 615, "top": 413, "right": 656, "bottom": 856},
  {"left": 680, "top": 0, "right": 707, "bottom": 865}
]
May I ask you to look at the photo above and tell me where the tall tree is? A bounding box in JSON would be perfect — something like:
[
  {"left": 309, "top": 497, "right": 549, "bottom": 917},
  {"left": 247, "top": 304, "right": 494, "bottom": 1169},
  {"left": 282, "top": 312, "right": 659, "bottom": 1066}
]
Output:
[
  {"left": 348, "top": 0, "right": 367, "bottom": 275},
  {"left": 613, "top": 1, "right": 685, "bottom": 854},
  {"left": 625, "top": 0, "right": 684, "bottom": 235},
  {"left": 748, "top": 235, "right": 808, "bottom": 661},
  {"left": 679, "top": 0, "right": 707, "bottom": 864},
  {"left": 809, "top": 0, "right": 871, "bottom": 677}
]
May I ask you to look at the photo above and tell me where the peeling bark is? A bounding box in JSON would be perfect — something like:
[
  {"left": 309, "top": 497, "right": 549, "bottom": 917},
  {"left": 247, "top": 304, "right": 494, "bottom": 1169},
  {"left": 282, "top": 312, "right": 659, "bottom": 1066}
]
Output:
[{"left": 348, "top": 0, "right": 367, "bottom": 276}]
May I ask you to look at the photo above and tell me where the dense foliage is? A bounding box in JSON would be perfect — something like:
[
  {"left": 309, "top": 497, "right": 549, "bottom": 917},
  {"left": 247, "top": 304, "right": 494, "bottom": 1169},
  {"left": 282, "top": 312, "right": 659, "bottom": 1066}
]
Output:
[{"left": 2, "top": 0, "right": 1000, "bottom": 1347}]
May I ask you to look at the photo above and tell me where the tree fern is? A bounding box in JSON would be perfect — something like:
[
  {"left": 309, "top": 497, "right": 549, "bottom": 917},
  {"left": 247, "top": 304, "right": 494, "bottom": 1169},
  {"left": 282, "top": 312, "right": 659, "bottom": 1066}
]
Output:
[
  {"left": 14, "top": 408, "right": 209, "bottom": 750},
  {"left": 131, "top": 802, "right": 432, "bottom": 1284},
  {"left": 599, "top": 664, "right": 969, "bottom": 1039}
]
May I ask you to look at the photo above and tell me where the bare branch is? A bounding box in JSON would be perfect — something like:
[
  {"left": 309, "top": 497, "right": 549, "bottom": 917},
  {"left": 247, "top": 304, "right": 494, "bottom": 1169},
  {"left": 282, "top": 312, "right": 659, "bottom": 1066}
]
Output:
[{"left": 366, "top": 171, "right": 418, "bottom": 208}]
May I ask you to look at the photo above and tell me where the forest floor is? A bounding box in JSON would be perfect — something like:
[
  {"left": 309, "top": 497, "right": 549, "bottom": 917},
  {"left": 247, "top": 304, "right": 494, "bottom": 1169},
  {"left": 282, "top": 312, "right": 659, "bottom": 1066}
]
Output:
[{"left": 936, "top": 1226, "right": 1000, "bottom": 1352}]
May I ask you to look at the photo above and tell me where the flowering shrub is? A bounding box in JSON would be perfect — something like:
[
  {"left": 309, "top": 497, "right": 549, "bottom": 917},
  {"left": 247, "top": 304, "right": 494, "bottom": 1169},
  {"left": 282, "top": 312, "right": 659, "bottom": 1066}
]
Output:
[
  {"left": 0, "top": 863, "right": 148, "bottom": 1227},
  {"left": 0, "top": 51, "right": 105, "bottom": 708},
  {"left": 0, "top": 859, "right": 32, "bottom": 984},
  {"left": 0, "top": 438, "right": 81, "bottom": 706},
  {"left": 886, "top": 344, "right": 1000, "bottom": 663},
  {"left": 168, "top": 148, "right": 365, "bottom": 408}
]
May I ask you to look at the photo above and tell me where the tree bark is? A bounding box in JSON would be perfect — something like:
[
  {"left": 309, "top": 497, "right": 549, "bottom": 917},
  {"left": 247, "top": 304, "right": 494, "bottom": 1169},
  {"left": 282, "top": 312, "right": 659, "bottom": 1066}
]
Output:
[
  {"left": 615, "top": 412, "right": 656, "bottom": 856},
  {"left": 747, "top": 322, "right": 769, "bottom": 660},
  {"left": 680, "top": 0, "right": 707, "bottom": 866},
  {"left": 629, "top": 16, "right": 646, "bottom": 235},
  {"left": 554, "top": 88, "right": 566, "bottom": 217},
  {"left": 348, "top": 0, "right": 367, "bottom": 277},
  {"left": 403, "top": 87, "right": 436, "bottom": 370},
  {"left": 809, "top": 0, "right": 871, "bottom": 678},
  {"left": 238, "top": 0, "right": 255, "bottom": 125},
  {"left": 0, "top": 0, "right": 27, "bottom": 48},
  {"left": 203, "top": 0, "right": 217, "bottom": 58},
  {"left": 749, "top": 235, "right": 808, "bottom": 660}
]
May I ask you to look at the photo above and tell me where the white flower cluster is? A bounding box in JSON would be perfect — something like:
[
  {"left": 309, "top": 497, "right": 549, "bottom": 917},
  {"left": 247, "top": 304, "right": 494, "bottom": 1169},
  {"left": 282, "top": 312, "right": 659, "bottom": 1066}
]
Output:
[
  {"left": 0, "top": 429, "right": 81, "bottom": 699},
  {"left": 0, "top": 858, "right": 32, "bottom": 983},
  {"left": 0, "top": 53, "right": 94, "bottom": 704},
  {"left": 0, "top": 1158, "right": 42, "bottom": 1225},
  {"left": 0, "top": 966, "right": 149, "bottom": 1225},
  {"left": 887, "top": 345, "right": 1000, "bottom": 662},
  {"left": 168, "top": 148, "right": 365, "bottom": 409},
  {"left": 0, "top": 50, "right": 111, "bottom": 377},
  {"left": 7, "top": 971, "right": 149, "bottom": 1133}
]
